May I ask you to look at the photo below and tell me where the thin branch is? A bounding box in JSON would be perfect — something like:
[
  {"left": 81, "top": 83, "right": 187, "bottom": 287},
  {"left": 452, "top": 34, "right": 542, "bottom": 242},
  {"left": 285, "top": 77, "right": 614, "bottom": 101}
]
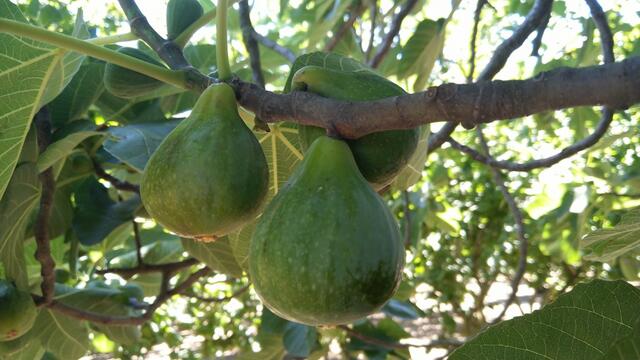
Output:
[
  {"left": 428, "top": 0, "right": 554, "bottom": 152},
  {"left": 95, "top": 258, "right": 199, "bottom": 277},
  {"left": 251, "top": 31, "right": 296, "bottom": 63},
  {"left": 365, "top": 1, "right": 377, "bottom": 61},
  {"left": 447, "top": 0, "right": 617, "bottom": 172},
  {"left": 132, "top": 220, "right": 144, "bottom": 266},
  {"left": 117, "top": 0, "right": 190, "bottom": 70},
  {"left": 368, "top": 0, "right": 419, "bottom": 68},
  {"left": 445, "top": 111, "right": 612, "bottom": 171},
  {"left": 92, "top": 159, "right": 140, "bottom": 193},
  {"left": 324, "top": 4, "right": 366, "bottom": 52},
  {"left": 47, "top": 266, "right": 211, "bottom": 325},
  {"left": 33, "top": 107, "right": 56, "bottom": 306},
  {"left": 467, "top": 0, "right": 488, "bottom": 82},
  {"left": 475, "top": 128, "right": 528, "bottom": 324},
  {"left": 239, "top": 0, "right": 265, "bottom": 88},
  {"left": 530, "top": 11, "right": 551, "bottom": 56},
  {"left": 232, "top": 55, "right": 640, "bottom": 139},
  {"left": 339, "top": 325, "right": 463, "bottom": 350},
  {"left": 184, "top": 285, "right": 250, "bottom": 303}
]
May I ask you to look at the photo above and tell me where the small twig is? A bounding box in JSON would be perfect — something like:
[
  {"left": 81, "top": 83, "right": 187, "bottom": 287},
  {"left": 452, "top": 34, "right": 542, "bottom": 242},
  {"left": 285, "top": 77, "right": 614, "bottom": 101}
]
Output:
[
  {"left": 467, "top": 0, "right": 488, "bottom": 82},
  {"left": 95, "top": 258, "right": 199, "bottom": 277},
  {"left": 364, "top": 1, "right": 377, "bottom": 61},
  {"left": 132, "top": 220, "right": 144, "bottom": 266},
  {"left": 403, "top": 191, "right": 412, "bottom": 248},
  {"left": 427, "top": 0, "right": 554, "bottom": 153},
  {"left": 184, "top": 284, "right": 250, "bottom": 303},
  {"left": 33, "top": 107, "right": 57, "bottom": 307},
  {"left": 368, "top": 0, "right": 419, "bottom": 68},
  {"left": 239, "top": 0, "right": 265, "bottom": 88},
  {"left": 251, "top": 31, "right": 296, "bottom": 63},
  {"left": 339, "top": 325, "right": 463, "bottom": 350},
  {"left": 530, "top": 11, "right": 551, "bottom": 56},
  {"left": 324, "top": 4, "right": 366, "bottom": 52},
  {"left": 117, "top": 0, "right": 190, "bottom": 70},
  {"left": 92, "top": 159, "right": 140, "bottom": 193}
]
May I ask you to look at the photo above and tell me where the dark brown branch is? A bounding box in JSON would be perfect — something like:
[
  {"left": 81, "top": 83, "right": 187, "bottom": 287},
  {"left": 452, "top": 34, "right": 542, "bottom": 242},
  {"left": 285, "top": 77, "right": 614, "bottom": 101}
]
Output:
[
  {"left": 33, "top": 107, "right": 56, "bottom": 306},
  {"left": 117, "top": 0, "right": 189, "bottom": 69},
  {"left": 447, "top": 0, "right": 617, "bottom": 172},
  {"left": 428, "top": 0, "right": 554, "bottom": 152},
  {"left": 184, "top": 284, "right": 249, "bottom": 303},
  {"left": 132, "top": 220, "right": 144, "bottom": 266},
  {"left": 467, "top": 0, "right": 488, "bottom": 82},
  {"left": 339, "top": 325, "right": 463, "bottom": 350},
  {"left": 92, "top": 159, "right": 140, "bottom": 193},
  {"left": 368, "top": 0, "right": 418, "bottom": 68},
  {"left": 95, "top": 258, "right": 199, "bottom": 277},
  {"left": 239, "top": 0, "right": 265, "bottom": 88},
  {"left": 231, "top": 56, "right": 640, "bottom": 139},
  {"left": 530, "top": 11, "right": 551, "bottom": 56},
  {"left": 445, "top": 110, "right": 612, "bottom": 171},
  {"left": 47, "top": 266, "right": 211, "bottom": 325},
  {"left": 251, "top": 31, "right": 296, "bottom": 63},
  {"left": 324, "top": 4, "right": 365, "bottom": 52}
]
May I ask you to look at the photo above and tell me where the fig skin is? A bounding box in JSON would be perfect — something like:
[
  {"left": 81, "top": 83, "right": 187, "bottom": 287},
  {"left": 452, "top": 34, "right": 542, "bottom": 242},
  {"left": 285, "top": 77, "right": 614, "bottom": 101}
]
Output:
[
  {"left": 0, "top": 280, "right": 37, "bottom": 342},
  {"left": 141, "top": 83, "right": 269, "bottom": 241},
  {"left": 250, "top": 136, "right": 404, "bottom": 326}
]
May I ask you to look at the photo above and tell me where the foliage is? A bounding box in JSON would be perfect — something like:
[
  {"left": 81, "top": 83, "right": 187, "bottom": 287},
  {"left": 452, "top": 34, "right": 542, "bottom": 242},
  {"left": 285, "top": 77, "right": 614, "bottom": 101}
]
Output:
[{"left": 0, "top": 0, "right": 639, "bottom": 359}]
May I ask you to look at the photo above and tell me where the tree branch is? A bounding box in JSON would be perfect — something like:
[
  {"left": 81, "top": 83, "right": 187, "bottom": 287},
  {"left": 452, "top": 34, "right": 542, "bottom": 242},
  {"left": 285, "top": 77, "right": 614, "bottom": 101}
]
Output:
[
  {"left": 231, "top": 56, "right": 640, "bottom": 139},
  {"left": 251, "top": 31, "right": 296, "bottom": 63},
  {"left": 92, "top": 158, "right": 140, "bottom": 193},
  {"left": 368, "top": 0, "right": 418, "bottom": 68},
  {"left": 33, "top": 107, "right": 56, "bottom": 306},
  {"left": 95, "top": 258, "right": 199, "bottom": 277},
  {"left": 428, "top": 0, "right": 554, "bottom": 152},
  {"left": 239, "top": 0, "right": 265, "bottom": 88},
  {"left": 117, "top": 0, "right": 190, "bottom": 69},
  {"left": 324, "top": 4, "right": 365, "bottom": 52}
]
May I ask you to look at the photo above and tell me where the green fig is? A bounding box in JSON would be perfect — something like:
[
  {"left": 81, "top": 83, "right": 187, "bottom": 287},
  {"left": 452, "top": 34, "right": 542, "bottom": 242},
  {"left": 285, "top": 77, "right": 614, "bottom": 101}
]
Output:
[
  {"left": 141, "top": 83, "right": 269, "bottom": 241},
  {"left": 250, "top": 136, "right": 404, "bottom": 326},
  {"left": 103, "top": 47, "right": 166, "bottom": 98},
  {"left": 166, "top": 0, "right": 204, "bottom": 40},
  {"left": 0, "top": 280, "right": 37, "bottom": 342},
  {"left": 293, "top": 65, "right": 420, "bottom": 189}
]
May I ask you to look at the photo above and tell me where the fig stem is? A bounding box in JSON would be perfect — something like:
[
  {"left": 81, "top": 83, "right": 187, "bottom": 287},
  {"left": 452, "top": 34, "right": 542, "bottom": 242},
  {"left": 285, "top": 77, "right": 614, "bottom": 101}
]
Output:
[
  {"left": 0, "top": 18, "right": 187, "bottom": 89},
  {"left": 216, "top": 0, "right": 232, "bottom": 81}
]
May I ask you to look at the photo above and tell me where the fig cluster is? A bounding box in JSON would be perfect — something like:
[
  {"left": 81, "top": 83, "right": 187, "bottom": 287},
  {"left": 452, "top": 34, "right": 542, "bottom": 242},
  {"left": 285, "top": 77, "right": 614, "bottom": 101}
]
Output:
[{"left": 138, "top": 53, "right": 416, "bottom": 325}]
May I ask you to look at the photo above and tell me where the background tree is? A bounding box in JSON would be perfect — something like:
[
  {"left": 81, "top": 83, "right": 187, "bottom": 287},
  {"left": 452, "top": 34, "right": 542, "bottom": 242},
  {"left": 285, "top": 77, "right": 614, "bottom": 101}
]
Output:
[{"left": 0, "top": 0, "right": 639, "bottom": 359}]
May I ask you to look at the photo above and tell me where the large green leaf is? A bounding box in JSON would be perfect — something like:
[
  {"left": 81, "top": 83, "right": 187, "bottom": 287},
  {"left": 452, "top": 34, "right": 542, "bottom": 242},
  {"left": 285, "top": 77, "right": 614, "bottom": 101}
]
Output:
[
  {"left": 103, "top": 120, "right": 180, "bottom": 172},
  {"left": 228, "top": 123, "right": 302, "bottom": 270},
  {"left": 0, "top": 1, "right": 86, "bottom": 200},
  {"left": 30, "top": 309, "right": 90, "bottom": 360},
  {"left": 181, "top": 237, "right": 243, "bottom": 278},
  {"left": 581, "top": 208, "right": 640, "bottom": 262},
  {"left": 72, "top": 177, "right": 141, "bottom": 245},
  {"left": 36, "top": 130, "right": 103, "bottom": 172},
  {"left": 449, "top": 280, "right": 640, "bottom": 360},
  {"left": 49, "top": 59, "right": 106, "bottom": 127},
  {"left": 600, "top": 317, "right": 640, "bottom": 360},
  {"left": 2, "top": 339, "right": 45, "bottom": 360},
  {"left": 0, "top": 163, "right": 41, "bottom": 288},
  {"left": 396, "top": 18, "right": 446, "bottom": 90},
  {"left": 55, "top": 285, "right": 141, "bottom": 346}
]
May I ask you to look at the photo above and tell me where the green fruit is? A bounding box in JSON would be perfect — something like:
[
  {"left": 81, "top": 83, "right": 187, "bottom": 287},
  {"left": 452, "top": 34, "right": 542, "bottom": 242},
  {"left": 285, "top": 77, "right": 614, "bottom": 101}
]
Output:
[
  {"left": 141, "top": 83, "right": 269, "bottom": 241},
  {"left": 166, "top": 0, "right": 203, "bottom": 40},
  {"left": 293, "top": 66, "right": 420, "bottom": 189},
  {"left": 103, "top": 47, "right": 166, "bottom": 98},
  {"left": 250, "top": 136, "right": 404, "bottom": 326},
  {"left": 0, "top": 280, "right": 37, "bottom": 342}
]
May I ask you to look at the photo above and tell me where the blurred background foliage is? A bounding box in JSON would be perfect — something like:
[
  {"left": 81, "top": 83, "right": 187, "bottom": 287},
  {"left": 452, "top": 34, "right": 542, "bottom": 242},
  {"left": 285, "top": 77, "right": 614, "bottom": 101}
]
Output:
[{"left": 4, "top": 0, "right": 640, "bottom": 358}]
